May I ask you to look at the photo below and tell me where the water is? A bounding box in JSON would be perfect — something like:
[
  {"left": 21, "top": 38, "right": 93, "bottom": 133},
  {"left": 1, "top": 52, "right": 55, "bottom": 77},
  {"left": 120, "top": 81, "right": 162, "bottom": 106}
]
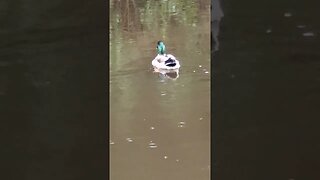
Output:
[
  {"left": 110, "top": 0, "right": 210, "bottom": 179},
  {"left": 213, "top": 0, "right": 320, "bottom": 179}
]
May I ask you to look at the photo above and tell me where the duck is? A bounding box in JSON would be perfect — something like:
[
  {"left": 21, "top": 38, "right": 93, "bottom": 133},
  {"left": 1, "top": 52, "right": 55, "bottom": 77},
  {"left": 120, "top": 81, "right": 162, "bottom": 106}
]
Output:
[{"left": 152, "top": 41, "right": 181, "bottom": 71}]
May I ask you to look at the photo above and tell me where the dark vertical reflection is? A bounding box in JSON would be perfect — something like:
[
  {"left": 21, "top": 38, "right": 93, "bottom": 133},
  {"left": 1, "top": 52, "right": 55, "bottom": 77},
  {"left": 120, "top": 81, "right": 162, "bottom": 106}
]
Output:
[
  {"left": 213, "top": 0, "right": 320, "bottom": 179},
  {"left": 0, "top": 0, "right": 107, "bottom": 179},
  {"left": 212, "top": 0, "right": 223, "bottom": 52}
]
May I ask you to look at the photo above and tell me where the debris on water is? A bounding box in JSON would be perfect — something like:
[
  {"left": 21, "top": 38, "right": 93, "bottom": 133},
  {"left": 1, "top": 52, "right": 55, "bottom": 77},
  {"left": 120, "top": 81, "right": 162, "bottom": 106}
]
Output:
[
  {"left": 199, "top": 117, "right": 204, "bottom": 121},
  {"left": 303, "top": 32, "right": 315, "bottom": 37},
  {"left": 176, "top": 159, "right": 180, "bottom": 162},
  {"left": 110, "top": 140, "right": 115, "bottom": 145},
  {"left": 164, "top": 156, "right": 168, "bottom": 159},
  {"left": 284, "top": 12, "right": 292, "bottom": 17},
  {"left": 150, "top": 126, "right": 155, "bottom": 130},
  {"left": 178, "top": 121, "right": 186, "bottom": 128},
  {"left": 193, "top": 70, "right": 196, "bottom": 73},
  {"left": 148, "top": 141, "right": 158, "bottom": 148},
  {"left": 126, "top": 138, "right": 133, "bottom": 143},
  {"left": 161, "top": 93, "right": 166, "bottom": 96},
  {"left": 205, "top": 71, "right": 209, "bottom": 74},
  {"left": 266, "top": 29, "right": 272, "bottom": 33},
  {"left": 297, "top": 25, "right": 306, "bottom": 29},
  {"left": 199, "top": 65, "right": 202, "bottom": 67}
]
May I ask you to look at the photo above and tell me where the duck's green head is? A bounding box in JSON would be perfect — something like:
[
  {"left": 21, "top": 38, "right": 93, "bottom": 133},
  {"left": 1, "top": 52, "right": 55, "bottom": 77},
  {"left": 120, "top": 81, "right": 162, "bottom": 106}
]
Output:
[{"left": 157, "top": 41, "right": 166, "bottom": 55}]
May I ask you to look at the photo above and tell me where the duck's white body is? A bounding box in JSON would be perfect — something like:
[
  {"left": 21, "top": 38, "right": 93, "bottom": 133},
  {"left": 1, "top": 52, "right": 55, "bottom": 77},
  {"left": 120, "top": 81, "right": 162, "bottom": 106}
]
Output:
[{"left": 152, "top": 54, "right": 181, "bottom": 70}]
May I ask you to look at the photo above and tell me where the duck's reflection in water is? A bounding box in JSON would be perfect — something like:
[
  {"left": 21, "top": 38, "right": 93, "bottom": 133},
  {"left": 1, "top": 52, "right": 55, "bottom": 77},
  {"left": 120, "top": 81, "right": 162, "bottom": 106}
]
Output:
[
  {"left": 212, "top": 0, "right": 224, "bottom": 52},
  {"left": 154, "top": 68, "right": 180, "bottom": 81}
]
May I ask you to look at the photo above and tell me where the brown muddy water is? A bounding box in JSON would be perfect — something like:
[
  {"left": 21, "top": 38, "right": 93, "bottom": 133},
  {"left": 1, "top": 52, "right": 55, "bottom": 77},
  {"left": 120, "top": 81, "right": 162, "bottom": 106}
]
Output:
[{"left": 110, "top": 0, "right": 210, "bottom": 179}]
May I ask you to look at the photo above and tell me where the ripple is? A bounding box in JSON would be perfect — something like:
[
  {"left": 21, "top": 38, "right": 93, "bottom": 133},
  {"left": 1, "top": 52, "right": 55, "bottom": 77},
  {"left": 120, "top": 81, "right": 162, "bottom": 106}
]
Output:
[
  {"left": 284, "top": 12, "right": 292, "bottom": 17},
  {"left": 148, "top": 141, "right": 158, "bottom": 149},
  {"left": 297, "top": 25, "right": 306, "bottom": 29},
  {"left": 266, "top": 29, "right": 272, "bottom": 33},
  {"left": 303, "top": 32, "right": 315, "bottom": 37},
  {"left": 126, "top": 138, "right": 133, "bottom": 143},
  {"left": 178, "top": 121, "right": 186, "bottom": 128}
]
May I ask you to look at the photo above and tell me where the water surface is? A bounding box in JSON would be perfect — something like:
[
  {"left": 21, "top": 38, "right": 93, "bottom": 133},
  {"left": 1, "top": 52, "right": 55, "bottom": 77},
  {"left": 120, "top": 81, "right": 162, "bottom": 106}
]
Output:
[{"left": 110, "top": 0, "right": 211, "bottom": 179}]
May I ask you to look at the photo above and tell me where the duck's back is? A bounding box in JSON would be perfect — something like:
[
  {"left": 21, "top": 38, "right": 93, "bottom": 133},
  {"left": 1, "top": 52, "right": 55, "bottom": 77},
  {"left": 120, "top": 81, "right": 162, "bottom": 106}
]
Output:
[{"left": 166, "top": 54, "right": 176, "bottom": 60}]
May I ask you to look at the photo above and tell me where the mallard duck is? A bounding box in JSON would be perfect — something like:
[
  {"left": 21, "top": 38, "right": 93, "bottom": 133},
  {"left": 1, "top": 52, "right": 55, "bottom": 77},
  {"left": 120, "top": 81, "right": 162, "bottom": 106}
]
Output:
[{"left": 152, "top": 41, "right": 181, "bottom": 70}]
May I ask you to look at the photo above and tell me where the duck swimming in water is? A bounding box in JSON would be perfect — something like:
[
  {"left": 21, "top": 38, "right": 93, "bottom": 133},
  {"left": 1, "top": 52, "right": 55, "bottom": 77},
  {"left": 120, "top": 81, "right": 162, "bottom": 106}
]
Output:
[{"left": 152, "top": 41, "right": 181, "bottom": 70}]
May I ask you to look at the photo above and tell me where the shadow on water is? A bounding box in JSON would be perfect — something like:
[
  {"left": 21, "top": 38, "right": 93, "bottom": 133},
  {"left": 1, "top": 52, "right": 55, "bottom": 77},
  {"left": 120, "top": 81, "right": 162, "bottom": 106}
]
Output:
[
  {"left": 110, "top": 0, "right": 210, "bottom": 180},
  {"left": 213, "top": 0, "right": 320, "bottom": 179}
]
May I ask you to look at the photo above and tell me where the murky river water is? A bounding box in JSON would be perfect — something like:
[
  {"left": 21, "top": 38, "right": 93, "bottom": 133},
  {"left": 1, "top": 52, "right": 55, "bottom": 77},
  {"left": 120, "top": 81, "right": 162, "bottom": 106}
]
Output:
[{"left": 110, "top": 0, "right": 210, "bottom": 179}]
